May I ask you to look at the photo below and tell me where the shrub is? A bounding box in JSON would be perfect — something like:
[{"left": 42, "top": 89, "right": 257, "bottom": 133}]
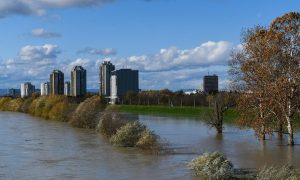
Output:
[
  {"left": 41, "top": 96, "right": 66, "bottom": 119},
  {"left": 136, "top": 129, "right": 161, "bottom": 150},
  {"left": 7, "top": 98, "right": 23, "bottom": 112},
  {"left": 97, "top": 106, "right": 128, "bottom": 138},
  {"left": 188, "top": 152, "right": 233, "bottom": 180},
  {"left": 257, "top": 165, "right": 299, "bottom": 180},
  {"left": 110, "top": 121, "right": 146, "bottom": 147},
  {"left": 0, "top": 97, "right": 12, "bottom": 111},
  {"left": 69, "top": 96, "right": 104, "bottom": 128},
  {"left": 20, "top": 97, "right": 36, "bottom": 113}
]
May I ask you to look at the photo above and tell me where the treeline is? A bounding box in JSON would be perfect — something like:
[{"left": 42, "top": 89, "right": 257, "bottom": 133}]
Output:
[
  {"left": 118, "top": 89, "right": 210, "bottom": 107},
  {"left": 0, "top": 95, "right": 161, "bottom": 151}
]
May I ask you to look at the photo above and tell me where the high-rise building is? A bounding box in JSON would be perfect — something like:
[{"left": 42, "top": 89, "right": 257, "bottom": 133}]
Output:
[
  {"left": 8, "top": 88, "right": 20, "bottom": 97},
  {"left": 40, "top": 82, "right": 50, "bottom": 96},
  {"left": 203, "top": 75, "right": 218, "bottom": 94},
  {"left": 21, "top": 82, "right": 35, "bottom": 98},
  {"left": 110, "top": 69, "right": 139, "bottom": 103},
  {"left": 71, "top": 66, "right": 86, "bottom": 97},
  {"left": 50, "top": 70, "right": 64, "bottom": 95},
  {"left": 99, "top": 61, "right": 115, "bottom": 96},
  {"left": 64, "top": 81, "right": 71, "bottom": 96}
]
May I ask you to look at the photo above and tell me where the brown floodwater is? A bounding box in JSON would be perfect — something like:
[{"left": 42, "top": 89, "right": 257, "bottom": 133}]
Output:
[{"left": 0, "top": 112, "right": 300, "bottom": 179}]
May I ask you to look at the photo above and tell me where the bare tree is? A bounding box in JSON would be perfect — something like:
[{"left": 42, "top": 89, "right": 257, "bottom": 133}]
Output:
[{"left": 204, "top": 93, "right": 234, "bottom": 134}]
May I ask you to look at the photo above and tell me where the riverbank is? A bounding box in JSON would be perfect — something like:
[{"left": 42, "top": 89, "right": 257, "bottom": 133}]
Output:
[
  {"left": 0, "top": 96, "right": 162, "bottom": 151},
  {"left": 118, "top": 105, "right": 238, "bottom": 123}
]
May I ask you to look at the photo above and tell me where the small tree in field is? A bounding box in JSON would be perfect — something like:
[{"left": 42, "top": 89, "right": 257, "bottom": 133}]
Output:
[{"left": 204, "top": 92, "right": 234, "bottom": 134}]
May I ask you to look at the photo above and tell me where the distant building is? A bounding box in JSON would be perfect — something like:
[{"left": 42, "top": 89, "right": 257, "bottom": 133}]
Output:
[
  {"left": 40, "top": 82, "right": 50, "bottom": 96},
  {"left": 21, "top": 82, "right": 35, "bottom": 98},
  {"left": 99, "top": 61, "right": 115, "bottom": 96},
  {"left": 71, "top": 66, "right": 86, "bottom": 97},
  {"left": 110, "top": 69, "right": 139, "bottom": 104},
  {"left": 203, "top": 75, "right": 218, "bottom": 94},
  {"left": 50, "top": 70, "right": 64, "bottom": 95},
  {"left": 64, "top": 81, "right": 71, "bottom": 96},
  {"left": 8, "top": 88, "right": 20, "bottom": 97}
]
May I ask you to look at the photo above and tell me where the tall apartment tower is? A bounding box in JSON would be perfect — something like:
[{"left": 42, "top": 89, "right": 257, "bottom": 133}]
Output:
[
  {"left": 41, "top": 82, "right": 50, "bottom": 96},
  {"left": 99, "top": 61, "right": 115, "bottom": 96},
  {"left": 50, "top": 70, "right": 64, "bottom": 95},
  {"left": 110, "top": 69, "right": 139, "bottom": 104},
  {"left": 203, "top": 75, "right": 218, "bottom": 94},
  {"left": 71, "top": 66, "right": 86, "bottom": 97},
  {"left": 21, "top": 82, "right": 35, "bottom": 98},
  {"left": 64, "top": 81, "right": 71, "bottom": 96}
]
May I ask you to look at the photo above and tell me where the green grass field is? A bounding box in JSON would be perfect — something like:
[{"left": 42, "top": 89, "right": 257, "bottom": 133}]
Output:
[{"left": 118, "top": 105, "right": 237, "bottom": 123}]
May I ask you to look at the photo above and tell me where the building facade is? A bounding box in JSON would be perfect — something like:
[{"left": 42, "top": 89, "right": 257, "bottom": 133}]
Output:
[
  {"left": 21, "top": 82, "right": 35, "bottom": 98},
  {"left": 50, "top": 70, "right": 64, "bottom": 95},
  {"left": 99, "top": 61, "right": 115, "bottom": 96},
  {"left": 40, "top": 82, "right": 50, "bottom": 96},
  {"left": 110, "top": 69, "right": 139, "bottom": 103},
  {"left": 203, "top": 75, "right": 218, "bottom": 94},
  {"left": 8, "top": 88, "right": 20, "bottom": 97},
  {"left": 71, "top": 66, "right": 86, "bottom": 97},
  {"left": 64, "top": 81, "right": 71, "bottom": 96}
]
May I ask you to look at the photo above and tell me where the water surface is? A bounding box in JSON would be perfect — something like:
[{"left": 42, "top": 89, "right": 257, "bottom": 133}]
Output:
[{"left": 0, "top": 112, "right": 300, "bottom": 179}]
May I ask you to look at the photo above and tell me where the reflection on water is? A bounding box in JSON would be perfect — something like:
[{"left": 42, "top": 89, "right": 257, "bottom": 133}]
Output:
[{"left": 0, "top": 112, "right": 300, "bottom": 179}]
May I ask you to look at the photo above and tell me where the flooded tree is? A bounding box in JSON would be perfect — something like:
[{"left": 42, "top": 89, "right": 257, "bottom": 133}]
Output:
[
  {"left": 229, "top": 12, "right": 300, "bottom": 145},
  {"left": 205, "top": 92, "right": 234, "bottom": 134}
]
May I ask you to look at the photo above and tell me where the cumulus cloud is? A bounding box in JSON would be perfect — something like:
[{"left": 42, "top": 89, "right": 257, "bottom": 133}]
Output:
[
  {"left": 78, "top": 47, "right": 117, "bottom": 56},
  {"left": 19, "top": 44, "right": 61, "bottom": 61},
  {"left": 0, "top": 0, "right": 114, "bottom": 17},
  {"left": 112, "top": 41, "right": 233, "bottom": 72},
  {"left": 0, "top": 41, "right": 235, "bottom": 90},
  {"left": 30, "top": 28, "right": 61, "bottom": 38}
]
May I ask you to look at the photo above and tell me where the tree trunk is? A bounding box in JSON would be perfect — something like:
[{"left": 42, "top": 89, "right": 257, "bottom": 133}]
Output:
[
  {"left": 278, "top": 121, "right": 283, "bottom": 139},
  {"left": 287, "top": 118, "right": 294, "bottom": 145},
  {"left": 261, "top": 124, "right": 266, "bottom": 141}
]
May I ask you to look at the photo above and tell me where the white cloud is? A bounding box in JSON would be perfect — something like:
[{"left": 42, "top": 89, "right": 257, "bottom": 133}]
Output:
[
  {"left": 78, "top": 47, "right": 117, "bottom": 56},
  {"left": 0, "top": 0, "right": 114, "bottom": 17},
  {"left": 0, "top": 41, "right": 234, "bottom": 90},
  {"left": 31, "top": 28, "right": 61, "bottom": 38},
  {"left": 19, "top": 44, "right": 60, "bottom": 61},
  {"left": 112, "top": 41, "right": 233, "bottom": 72}
]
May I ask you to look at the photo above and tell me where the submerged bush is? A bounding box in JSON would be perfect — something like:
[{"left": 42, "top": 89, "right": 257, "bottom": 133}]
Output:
[
  {"left": 110, "top": 121, "right": 146, "bottom": 147},
  {"left": 136, "top": 129, "right": 161, "bottom": 150},
  {"left": 188, "top": 152, "right": 233, "bottom": 180},
  {"left": 97, "top": 106, "right": 128, "bottom": 138},
  {"left": 257, "top": 165, "right": 299, "bottom": 180},
  {"left": 69, "top": 96, "right": 104, "bottom": 128}
]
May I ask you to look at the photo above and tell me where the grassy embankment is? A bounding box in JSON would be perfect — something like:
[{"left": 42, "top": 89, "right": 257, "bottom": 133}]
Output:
[{"left": 118, "top": 105, "right": 238, "bottom": 124}]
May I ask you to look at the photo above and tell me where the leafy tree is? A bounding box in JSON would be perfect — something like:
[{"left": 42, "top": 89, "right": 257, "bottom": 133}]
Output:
[{"left": 230, "top": 12, "right": 300, "bottom": 145}]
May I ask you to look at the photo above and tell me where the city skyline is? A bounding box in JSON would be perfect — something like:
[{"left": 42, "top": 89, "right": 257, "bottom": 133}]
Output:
[{"left": 0, "top": 1, "right": 299, "bottom": 90}]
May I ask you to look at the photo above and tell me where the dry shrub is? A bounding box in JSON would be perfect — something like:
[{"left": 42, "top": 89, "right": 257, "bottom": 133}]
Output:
[
  {"left": 20, "top": 97, "right": 36, "bottom": 113},
  {"left": 0, "top": 97, "right": 11, "bottom": 111},
  {"left": 110, "top": 121, "right": 146, "bottom": 147},
  {"left": 257, "top": 165, "right": 299, "bottom": 180},
  {"left": 48, "top": 101, "right": 74, "bottom": 122},
  {"left": 136, "top": 129, "right": 161, "bottom": 150},
  {"left": 69, "top": 96, "right": 104, "bottom": 128},
  {"left": 41, "top": 96, "right": 66, "bottom": 119},
  {"left": 188, "top": 152, "right": 233, "bottom": 180},
  {"left": 7, "top": 98, "right": 23, "bottom": 112},
  {"left": 97, "top": 106, "right": 128, "bottom": 138}
]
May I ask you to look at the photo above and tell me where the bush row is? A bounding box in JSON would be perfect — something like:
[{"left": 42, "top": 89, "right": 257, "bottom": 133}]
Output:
[{"left": 0, "top": 96, "right": 162, "bottom": 151}]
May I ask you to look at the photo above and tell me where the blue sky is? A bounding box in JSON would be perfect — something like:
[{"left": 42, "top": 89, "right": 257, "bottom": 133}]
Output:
[{"left": 0, "top": 0, "right": 299, "bottom": 90}]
